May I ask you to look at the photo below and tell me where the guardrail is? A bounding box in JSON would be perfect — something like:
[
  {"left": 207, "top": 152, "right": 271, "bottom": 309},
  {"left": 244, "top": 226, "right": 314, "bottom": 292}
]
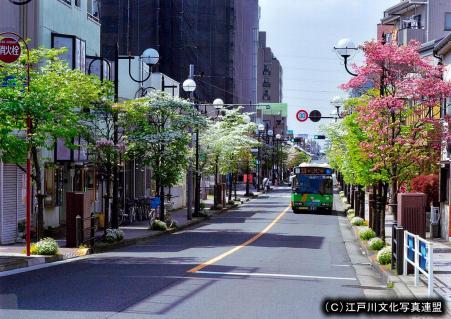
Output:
[{"left": 403, "top": 230, "right": 434, "bottom": 296}]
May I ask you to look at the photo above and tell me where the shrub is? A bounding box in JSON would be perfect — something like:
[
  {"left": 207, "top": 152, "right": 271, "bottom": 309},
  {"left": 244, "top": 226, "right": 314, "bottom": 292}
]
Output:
[
  {"left": 347, "top": 209, "right": 355, "bottom": 215},
  {"left": 152, "top": 219, "right": 168, "bottom": 231},
  {"left": 351, "top": 217, "right": 365, "bottom": 226},
  {"left": 339, "top": 191, "right": 344, "bottom": 197},
  {"left": 377, "top": 246, "right": 392, "bottom": 265},
  {"left": 227, "top": 200, "right": 235, "bottom": 205},
  {"left": 199, "top": 202, "right": 206, "bottom": 210},
  {"left": 359, "top": 227, "right": 376, "bottom": 240},
  {"left": 105, "top": 228, "right": 124, "bottom": 242},
  {"left": 368, "top": 237, "right": 385, "bottom": 251},
  {"left": 410, "top": 174, "right": 439, "bottom": 206},
  {"left": 342, "top": 198, "right": 348, "bottom": 204},
  {"left": 21, "top": 243, "right": 38, "bottom": 255},
  {"left": 35, "top": 237, "right": 59, "bottom": 255}
]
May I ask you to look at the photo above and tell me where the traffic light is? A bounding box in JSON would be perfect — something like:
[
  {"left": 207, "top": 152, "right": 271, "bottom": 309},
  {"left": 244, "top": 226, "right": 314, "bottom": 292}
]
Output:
[{"left": 314, "top": 135, "right": 326, "bottom": 139}]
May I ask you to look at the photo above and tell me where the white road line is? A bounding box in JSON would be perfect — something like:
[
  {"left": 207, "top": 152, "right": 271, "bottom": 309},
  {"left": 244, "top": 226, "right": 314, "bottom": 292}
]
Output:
[
  {"left": 196, "top": 270, "right": 357, "bottom": 281},
  {"left": 332, "top": 264, "right": 351, "bottom": 267}
]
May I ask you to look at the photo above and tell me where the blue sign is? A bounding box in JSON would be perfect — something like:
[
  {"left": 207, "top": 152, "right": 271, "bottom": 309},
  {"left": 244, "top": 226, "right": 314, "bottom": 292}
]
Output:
[
  {"left": 419, "top": 242, "right": 428, "bottom": 271},
  {"left": 407, "top": 235, "right": 415, "bottom": 262},
  {"left": 150, "top": 197, "right": 161, "bottom": 209}
]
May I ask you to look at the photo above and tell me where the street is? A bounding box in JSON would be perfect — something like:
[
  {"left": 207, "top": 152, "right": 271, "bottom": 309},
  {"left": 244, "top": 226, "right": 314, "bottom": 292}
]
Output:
[{"left": 0, "top": 187, "right": 391, "bottom": 319}]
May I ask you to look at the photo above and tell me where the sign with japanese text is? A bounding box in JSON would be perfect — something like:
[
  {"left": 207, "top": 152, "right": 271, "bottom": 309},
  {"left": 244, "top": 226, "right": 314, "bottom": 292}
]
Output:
[{"left": 0, "top": 37, "right": 21, "bottom": 63}]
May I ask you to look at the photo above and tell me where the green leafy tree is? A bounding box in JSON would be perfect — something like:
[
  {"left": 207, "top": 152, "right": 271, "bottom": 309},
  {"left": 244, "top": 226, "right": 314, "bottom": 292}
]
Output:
[
  {"left": 0, "top": 47, "right": 105, "bottom": 238},
  {"left": 121, "top": 92, "right": 206, "bottom": 220}
]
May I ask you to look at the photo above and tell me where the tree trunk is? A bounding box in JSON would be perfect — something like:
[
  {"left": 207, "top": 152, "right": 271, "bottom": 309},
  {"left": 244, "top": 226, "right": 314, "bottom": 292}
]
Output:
[
  {"left": 381, "top": 182, "right": 388, "bottom": 242},
  {"left": 234, "top": 173, "right": 237, "bottom": 200},
  {"left": 389, "top": 178, "right": 398, "bottom": 221},
  {"left": 159, "top": 184, "right": 165, "bottom": 221},
  {"left": 359, "top": 188, "right": 365, "bottom": 219},
  {"left": 214, "top": 156, "right": 219, "bottom": 206},
  {"left": 104, "top": 164, "right": 111, "bottom": 233},
  {"left": 350, "top": 185, "right": 355, "bottom": 209},
  {"left": 228, "top": 173, "right": 232, "bottom": 202},
  {"left": 31, "top": 146, "right": 44, "bottom": 240}
]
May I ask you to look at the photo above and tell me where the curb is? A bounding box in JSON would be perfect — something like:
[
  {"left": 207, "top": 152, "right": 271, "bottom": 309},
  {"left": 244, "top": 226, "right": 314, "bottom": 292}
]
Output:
[
  {"left": 347, "top": 218, "right": 421, "bottom": 298},
  {"left": 0, "top": 194, "right": 260, "bottom": 272}
]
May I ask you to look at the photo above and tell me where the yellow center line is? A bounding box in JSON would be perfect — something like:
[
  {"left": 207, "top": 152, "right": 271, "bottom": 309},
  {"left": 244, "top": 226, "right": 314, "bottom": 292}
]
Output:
[{"left": 187, "top": 205, "right": 290, "bottom": 273}]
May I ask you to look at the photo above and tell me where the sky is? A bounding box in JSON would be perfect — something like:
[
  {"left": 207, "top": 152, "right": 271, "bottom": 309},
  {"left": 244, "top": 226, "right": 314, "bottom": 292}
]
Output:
[{"left": 259, "top": 0, "right": 399, "bottom": 138}]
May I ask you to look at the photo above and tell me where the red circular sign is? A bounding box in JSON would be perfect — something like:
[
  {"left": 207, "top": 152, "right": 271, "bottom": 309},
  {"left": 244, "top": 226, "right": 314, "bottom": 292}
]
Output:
[
  {"left": 296, "top": 109, "right": 309, "bottom": 122},
  {"left": 0, "top": 37, "right": 21, "bottom": 64}
]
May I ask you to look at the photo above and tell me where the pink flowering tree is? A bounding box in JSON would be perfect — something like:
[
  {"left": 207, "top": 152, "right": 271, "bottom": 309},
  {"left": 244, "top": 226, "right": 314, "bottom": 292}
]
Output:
[{"left": 342, "top": 40, "right": 451, "bottom": 229}]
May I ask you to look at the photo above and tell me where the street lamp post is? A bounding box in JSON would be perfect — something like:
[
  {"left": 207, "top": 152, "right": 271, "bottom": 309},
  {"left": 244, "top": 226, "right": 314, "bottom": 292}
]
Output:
[
  {"left": 111, "top": 45, "right": 159, "bottom": 228},
  {"left": 331, "top": 96, "right": 344, "bottom": 122},
  {"left": 257, "top": 124, "right": 265, "bottom": 191},
  {"left": 182, "top": 77, "right": 196, "bottom": 220},
  {"left": 334, "top": 36, "right": 387, "bottom": 238},
  {"left": 275, "top": 133, "right": 281, "bottom": 185}
]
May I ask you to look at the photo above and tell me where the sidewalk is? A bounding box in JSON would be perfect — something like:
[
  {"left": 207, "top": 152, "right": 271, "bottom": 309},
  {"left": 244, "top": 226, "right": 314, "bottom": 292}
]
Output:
[
  {"left": 361, "top": 193, "right": 451, "bottom": 307},
  {"left": 0, "top": 187, "right": 260, "bottom": 273}
]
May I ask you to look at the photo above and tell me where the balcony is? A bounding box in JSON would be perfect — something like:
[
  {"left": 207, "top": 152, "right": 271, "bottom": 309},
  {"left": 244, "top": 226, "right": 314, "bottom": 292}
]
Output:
[{"left": 397, "top": 28, "right": 426, "bottom": 45}]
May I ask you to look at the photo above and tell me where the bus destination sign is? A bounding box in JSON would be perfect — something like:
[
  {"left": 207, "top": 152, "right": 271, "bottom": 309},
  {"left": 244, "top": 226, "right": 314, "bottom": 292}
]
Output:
[{"left": 300, "top": 167, "right": 332, "bottom": 175}]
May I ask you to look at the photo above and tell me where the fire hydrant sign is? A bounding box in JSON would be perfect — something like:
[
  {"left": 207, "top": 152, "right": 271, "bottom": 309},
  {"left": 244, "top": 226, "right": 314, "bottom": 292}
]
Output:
[{"left": 0, "top": 37, "right": 21, "bottom": 63}]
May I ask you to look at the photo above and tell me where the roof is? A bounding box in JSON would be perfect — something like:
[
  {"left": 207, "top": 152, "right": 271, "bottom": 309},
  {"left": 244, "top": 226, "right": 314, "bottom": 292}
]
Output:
[
  {"left": 434, "top": 33, "right": 451, "bottom": 56},
  {"left": 381, "top": 0, "right": 427, "bottom": 24},
  {"left": 299, "top": 163, "right": 331, "bottom": 169}
]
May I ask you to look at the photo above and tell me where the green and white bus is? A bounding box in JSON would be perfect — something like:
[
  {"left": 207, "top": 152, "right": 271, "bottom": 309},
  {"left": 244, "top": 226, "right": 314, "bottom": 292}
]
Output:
[{"left": 291, "top": 163, "right": 333, "bottom": 213}]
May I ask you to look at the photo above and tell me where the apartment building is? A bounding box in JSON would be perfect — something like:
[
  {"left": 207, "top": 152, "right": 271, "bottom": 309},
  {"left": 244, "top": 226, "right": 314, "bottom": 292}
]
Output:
[{"left": 0, "top": 0, "right": 101, "bottom": 244}]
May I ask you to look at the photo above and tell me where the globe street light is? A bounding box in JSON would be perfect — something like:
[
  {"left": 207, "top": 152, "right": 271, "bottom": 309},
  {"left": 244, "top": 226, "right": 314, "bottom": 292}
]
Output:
[
  {"left": 334, "top": 38, "right": 358, "bottom": 76},
  {"left": 141, "top": 48, "right": 159, "bottom": 66},
  {"left": 331, "top": 95, "right": 344, "bottom": 121},
  {"left": 257, "top": 123, "right": 265, "bottom": 192},
  {"left": 275, "top": 133, "right": 282, "bottom": 185},
  {"left": 182, "top": 78, "right": 197, "bottom": 220}
]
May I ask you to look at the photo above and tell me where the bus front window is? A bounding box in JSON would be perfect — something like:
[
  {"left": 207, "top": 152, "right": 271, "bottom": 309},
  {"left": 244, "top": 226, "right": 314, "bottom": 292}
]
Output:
[{"left": 296, "top": 175, "right": 332, "bottom": 195}]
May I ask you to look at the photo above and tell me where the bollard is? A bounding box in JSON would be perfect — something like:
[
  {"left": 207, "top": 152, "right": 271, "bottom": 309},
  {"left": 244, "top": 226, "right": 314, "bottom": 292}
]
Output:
[{"left": 75, "top": 215, "right": 82, "bottom": 247}]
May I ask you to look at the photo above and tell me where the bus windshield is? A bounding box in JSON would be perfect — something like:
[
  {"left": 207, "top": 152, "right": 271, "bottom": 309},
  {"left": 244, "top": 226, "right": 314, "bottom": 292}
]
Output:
[{"left": 293, "top": 175, "right": 332, "bottom": 195}]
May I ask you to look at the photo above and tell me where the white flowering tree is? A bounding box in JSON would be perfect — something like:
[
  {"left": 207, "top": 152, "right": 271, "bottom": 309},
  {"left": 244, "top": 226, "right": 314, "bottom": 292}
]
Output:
[
  {"left": 121, "top": 92, "right": 206, "bottom": 220},
  {"left": 199, "top": 108, "right": 258, "bottom": 204}
]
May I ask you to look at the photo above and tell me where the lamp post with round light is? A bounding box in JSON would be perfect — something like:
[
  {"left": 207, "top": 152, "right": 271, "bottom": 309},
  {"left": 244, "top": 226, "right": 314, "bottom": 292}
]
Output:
[
  {"left": 182, "top": 78, "right": 196, "bottom": 220},
  {"left": 110, "top": 46, "right": 159, "bottom": 228},
  {"left": 257, "top": 123, "right": 265, "bottom": 191},
  {"left": 330, "top": 95, "right": 344, "bottom": 122},
  {"left": 275, "top": 133, "right": 281, "bottom": 185}
]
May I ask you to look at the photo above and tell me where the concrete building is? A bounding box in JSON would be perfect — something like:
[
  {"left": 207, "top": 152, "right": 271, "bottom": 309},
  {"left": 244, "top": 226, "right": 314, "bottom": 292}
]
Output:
[
  {"left": 257, "top": 31, "right": 283, "bottom": 104},
  {"left": 380, "top": 0, "right": 451, "bottom": 46},
  {"left": 100, "top": 0, "right": 259, "bottom": 108},
  {"left": 0, "top": 0, "right": 101, "bottom": 244}
]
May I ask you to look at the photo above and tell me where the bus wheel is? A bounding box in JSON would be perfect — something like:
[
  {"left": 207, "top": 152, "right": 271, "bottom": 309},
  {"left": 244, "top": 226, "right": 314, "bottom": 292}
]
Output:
[{"left": 293, "top": 208, "right": 300, "bottom": 214}]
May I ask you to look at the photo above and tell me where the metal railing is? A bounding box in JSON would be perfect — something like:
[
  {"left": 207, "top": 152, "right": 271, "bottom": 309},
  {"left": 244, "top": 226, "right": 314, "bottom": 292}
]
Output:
[
  {"left": 76, "top": 213, "right": 96, "bottom": 247},
  {"left": 403, "top": 230, "right": 434, "bottom": 296}
]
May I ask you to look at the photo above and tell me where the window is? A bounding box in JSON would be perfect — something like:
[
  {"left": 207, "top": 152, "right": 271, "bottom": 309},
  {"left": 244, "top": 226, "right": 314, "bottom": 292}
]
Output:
[
  {"left": 75, "top": 0, "right": 80, "bottom": 7},
  {"left": 446, "top": 13, "right": 451, "bottom": 31},
  {"left": 263, "top": 64, "right": 271, "bottom": 75},
  {"left": 263, "top": 79, "right": 271, "bottom": 88},
  {"left": 59, "top": 0, "right": 71, "bottom": 5},
  {"left": 87, "top": 0, "right": 100, "bottom": 21}
]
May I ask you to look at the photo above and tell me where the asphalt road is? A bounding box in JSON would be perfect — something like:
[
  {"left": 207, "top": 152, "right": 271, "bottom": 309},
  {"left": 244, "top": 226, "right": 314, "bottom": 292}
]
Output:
[{"left": 0, "top": 187, "right": 390, "bottom": 319}]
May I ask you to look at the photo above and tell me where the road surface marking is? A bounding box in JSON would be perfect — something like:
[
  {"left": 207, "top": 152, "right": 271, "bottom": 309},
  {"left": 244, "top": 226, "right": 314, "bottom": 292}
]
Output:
[
  {"left": 195, "top": 270, "right": 357, "bottom": 281},
  {"left": 187, "top": 206, "right": 290, "bottom": 273}
]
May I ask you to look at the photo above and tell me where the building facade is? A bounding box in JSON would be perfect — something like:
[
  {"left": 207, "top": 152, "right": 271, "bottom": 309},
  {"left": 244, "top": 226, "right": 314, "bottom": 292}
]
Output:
[
  {"left": 100, "top": 0, "right": 259, "bottom": 108},
  {"left": 257, "top": 31, "right": 283, "bottom": 104},
  {"left": 0, "top": 0, "right": 101, "bottom": 244}
]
